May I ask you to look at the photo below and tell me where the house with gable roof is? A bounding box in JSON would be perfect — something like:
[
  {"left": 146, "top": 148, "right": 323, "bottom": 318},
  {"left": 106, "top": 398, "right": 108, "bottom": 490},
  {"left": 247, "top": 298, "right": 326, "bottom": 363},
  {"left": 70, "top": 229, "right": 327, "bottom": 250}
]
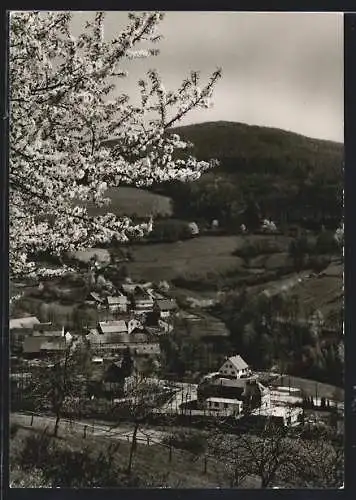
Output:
[{"left": 219, "top": 355, "right": 250, "bottom": 379}]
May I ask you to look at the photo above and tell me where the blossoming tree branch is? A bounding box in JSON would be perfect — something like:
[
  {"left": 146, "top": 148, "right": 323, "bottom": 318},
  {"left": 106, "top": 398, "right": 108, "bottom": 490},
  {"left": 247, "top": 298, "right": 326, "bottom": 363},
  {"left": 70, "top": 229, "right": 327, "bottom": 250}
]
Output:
[{"left": 10, "top": 11, "right": 221, "bottom": 277}]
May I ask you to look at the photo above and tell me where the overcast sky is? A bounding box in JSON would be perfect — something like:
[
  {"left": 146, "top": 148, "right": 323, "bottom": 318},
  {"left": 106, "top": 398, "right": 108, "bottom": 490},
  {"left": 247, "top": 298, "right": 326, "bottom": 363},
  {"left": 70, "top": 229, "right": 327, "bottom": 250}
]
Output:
[{"left": 71, "top": 11, "right": 343, "bottom": 143}]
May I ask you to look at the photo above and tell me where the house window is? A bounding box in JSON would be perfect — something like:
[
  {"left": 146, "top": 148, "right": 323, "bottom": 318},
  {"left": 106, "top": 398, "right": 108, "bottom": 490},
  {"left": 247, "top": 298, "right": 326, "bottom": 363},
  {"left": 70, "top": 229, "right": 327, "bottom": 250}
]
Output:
[
  {"left": 214, "top": 402, "right": 219, "bottom": 408},
  {"left": 224, "top": 403, "right": 228, "bottom": 409}
]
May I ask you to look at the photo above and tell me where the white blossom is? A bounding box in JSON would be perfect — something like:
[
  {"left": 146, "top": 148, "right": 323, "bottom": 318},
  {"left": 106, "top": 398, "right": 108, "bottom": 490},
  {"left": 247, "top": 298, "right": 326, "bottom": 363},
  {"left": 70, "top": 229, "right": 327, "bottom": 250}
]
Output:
[{"left": 9, "top": 11, "right": 221, "bottom": 277}]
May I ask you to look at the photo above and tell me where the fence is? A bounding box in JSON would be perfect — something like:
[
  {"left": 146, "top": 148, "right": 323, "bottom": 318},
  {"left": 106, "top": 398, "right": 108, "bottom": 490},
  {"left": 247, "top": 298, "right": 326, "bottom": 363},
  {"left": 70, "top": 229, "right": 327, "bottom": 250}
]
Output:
[{"left": 12, "top": 411, "right": 227, "bottom": 478}]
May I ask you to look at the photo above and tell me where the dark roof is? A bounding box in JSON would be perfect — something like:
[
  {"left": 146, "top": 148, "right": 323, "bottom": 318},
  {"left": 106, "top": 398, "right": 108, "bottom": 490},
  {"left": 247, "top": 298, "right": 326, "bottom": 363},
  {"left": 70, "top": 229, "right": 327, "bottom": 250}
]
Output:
[
  {"left": 23, "top": 336, "right": 66, "bottom": 353},
  {"left": 134, "top": 286, "right": 151, "bottom": 298},
  {"left": 88, "top": 292, "right": 105, "bottom": 303},
  {"left": 33, "top": 323, "right": 59, "bottom": 333}
]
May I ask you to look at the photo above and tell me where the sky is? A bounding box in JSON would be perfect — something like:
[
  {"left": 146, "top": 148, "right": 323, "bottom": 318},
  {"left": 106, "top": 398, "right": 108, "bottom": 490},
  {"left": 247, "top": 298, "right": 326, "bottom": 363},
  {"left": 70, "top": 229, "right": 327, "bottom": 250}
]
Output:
[{"left": 71, "top": 11, "right": 343, "bottom": 143}]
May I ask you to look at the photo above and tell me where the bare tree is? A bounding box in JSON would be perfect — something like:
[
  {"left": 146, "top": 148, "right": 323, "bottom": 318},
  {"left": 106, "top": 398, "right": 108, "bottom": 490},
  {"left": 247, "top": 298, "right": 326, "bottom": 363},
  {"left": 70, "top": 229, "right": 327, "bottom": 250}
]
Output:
[
  {"left": 30, "top": 340, "right": 91, "bottom": 437},
  {"left": 111, "top": 374, "right": 170, "bottom": 476},
  {"left": 209, "top": 419, "right": 343, "bottom": 488}
]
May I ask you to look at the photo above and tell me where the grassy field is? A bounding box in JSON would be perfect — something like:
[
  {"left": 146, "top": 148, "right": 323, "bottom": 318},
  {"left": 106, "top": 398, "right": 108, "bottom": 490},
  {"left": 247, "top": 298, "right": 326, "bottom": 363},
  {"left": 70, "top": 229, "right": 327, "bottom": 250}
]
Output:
[
  {"left": 124, "top": 235, "right": 292, "bottom": 282},
  {"left": 125, "top": 235, "right": 244, "bottom": 281},
  {"left": 83, "top": 186, "right": 173, "bottom": 218},
  {"left": 288, "top": 262, "right": 343, "bottom": 317}
]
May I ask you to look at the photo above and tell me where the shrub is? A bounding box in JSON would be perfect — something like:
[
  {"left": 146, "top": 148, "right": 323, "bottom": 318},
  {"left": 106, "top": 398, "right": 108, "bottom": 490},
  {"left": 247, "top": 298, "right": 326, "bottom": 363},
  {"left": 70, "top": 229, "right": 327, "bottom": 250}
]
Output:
[
  {"left": 315, "top": 231, "right": 340, "bottom": 255},
  {"left": 150, "top": 219, "right": 193, "bottom": 242},
  {"left": 10, "top": 423, "right": 20, "bottom": 438},
  {"left": 309, "top": 255, "right": 331, "bottom": 273},
  {"left": 164, "top": 430, "right": 207, "bottom": 456},
  {"left": 18, "top": 430, "right": 54, "bottom": 471},
  {"left": 233, "top": 238, "right": 281, "bottom": 260}
]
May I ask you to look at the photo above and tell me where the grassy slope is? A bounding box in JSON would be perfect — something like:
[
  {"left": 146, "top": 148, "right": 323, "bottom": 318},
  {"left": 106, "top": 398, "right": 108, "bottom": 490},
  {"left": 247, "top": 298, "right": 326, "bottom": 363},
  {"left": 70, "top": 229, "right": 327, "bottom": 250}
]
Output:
[
  {"left": 126, "top": 235, "right": 244, "bottom": 281},
  {"left": 81, "top": 186, "right": 173, "bottom": 218},
  {"left": 10, "top": 426, "right": 230, "bottom": 488}
]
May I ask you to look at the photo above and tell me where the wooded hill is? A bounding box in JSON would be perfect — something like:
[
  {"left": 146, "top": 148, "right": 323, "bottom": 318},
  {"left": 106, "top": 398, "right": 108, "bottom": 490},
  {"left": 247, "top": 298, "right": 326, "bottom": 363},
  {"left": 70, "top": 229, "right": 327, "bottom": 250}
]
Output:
[{"left": 153, "top": 121, "right": 343, "bottom": 230}]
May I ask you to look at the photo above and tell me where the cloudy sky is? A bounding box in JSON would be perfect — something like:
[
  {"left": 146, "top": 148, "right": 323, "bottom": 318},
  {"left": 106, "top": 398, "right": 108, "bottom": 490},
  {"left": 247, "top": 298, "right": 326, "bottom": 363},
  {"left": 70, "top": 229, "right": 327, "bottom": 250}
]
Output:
[{"left": 72, "top": 11, "right": 343, "bottom": 143}]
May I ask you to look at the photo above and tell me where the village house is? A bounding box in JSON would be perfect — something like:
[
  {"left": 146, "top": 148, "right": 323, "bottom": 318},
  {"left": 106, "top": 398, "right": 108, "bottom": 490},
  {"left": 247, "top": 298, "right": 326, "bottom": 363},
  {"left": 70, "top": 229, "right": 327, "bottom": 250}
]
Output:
[
  {"left": 121, "top": 280, "right": 152, "bottom": 295},
  {"left": 106, "top": 293, "right": 128, "bottom": 313},
  {"left": 205, "top": 397, "right": 243, "bottom": 416},
  {"left": 131, "top": 342, "right": 161, "bottom": 357},
  {"left": 198, "top": 354, "right": 270, "bottom": 412},
  {"left": 131, "top": 286, "right": 154, "bottom": 314},
  {"left": 153, "top": 298, "right": 177, "bottom": 319},
  {"left": 158, "top": 319, "right": 174, "bottom": 334},
  {"left": 251, "top": 405, "right": 302, "bottom": 427},
  {"left": 9, "top": 316, "right": 40, "bottom": 329},
  {"left": 9, "top": 317, "right": 40, "bottom": 350},
  {"left": 97, "top": 318, "right": 142, "bottom": 336},
  {"left": 32, "top": 324, "right": 64, "bottom": 337},
  {"left": 219, "top": 355, "right": 251, "bottom": 379},
  {"left": 85, "top": 291, "right": 105, "bottom": 308},
  {"left": 87, "top": 324, "right": 160, "bottom": 358},
  {"left": 22, "top": 336, "right": 67, "bottom": 357}
]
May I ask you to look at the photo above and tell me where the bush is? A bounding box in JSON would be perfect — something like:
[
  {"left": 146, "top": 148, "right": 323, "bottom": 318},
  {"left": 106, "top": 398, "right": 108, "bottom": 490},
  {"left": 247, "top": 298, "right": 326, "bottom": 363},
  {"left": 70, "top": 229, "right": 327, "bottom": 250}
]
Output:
[
  {"left": 233, "top": 238, "right": 282, "bottom": 260},
  {"left": 18, "top": 430, "right": 54, "bottom": 471},
  {"left": 164, "top": 430, "right": 207, "bottom": 456},
  {"left": 13, "top": 433, "right": 146, "bottom": 487},
  {"left": 150, "top": 219, "right": 193, "bottom": 242},
  {"left": 315, "top": 231, "right": 339, "bottom": 255},
  {"left": 10, "top": 423, "right": 20, "bottom": 438},
  {"left": 309, "top": 255, "right": 331, "bottom": 273}
]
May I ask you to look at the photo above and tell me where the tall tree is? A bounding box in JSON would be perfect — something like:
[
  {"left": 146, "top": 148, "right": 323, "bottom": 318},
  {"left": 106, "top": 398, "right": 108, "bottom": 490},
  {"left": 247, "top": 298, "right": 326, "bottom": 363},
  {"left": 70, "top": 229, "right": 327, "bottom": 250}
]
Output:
[{"left": 9, "top": 11, "right": 221, "bottom": 278}]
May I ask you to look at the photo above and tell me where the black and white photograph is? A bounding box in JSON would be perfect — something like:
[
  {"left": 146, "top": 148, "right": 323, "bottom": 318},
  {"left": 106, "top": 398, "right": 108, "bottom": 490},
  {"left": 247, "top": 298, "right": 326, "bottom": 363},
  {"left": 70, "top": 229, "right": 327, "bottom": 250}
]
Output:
[{"left": 8, "top": 10, "right": 344, "bottom": 488}]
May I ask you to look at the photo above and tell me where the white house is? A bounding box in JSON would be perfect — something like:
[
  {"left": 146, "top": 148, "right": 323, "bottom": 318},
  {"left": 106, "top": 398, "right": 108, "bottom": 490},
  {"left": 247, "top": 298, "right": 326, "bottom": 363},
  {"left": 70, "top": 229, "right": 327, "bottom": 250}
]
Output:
[
  {"left": 205, "top": 397, "right": 243, "bottom": 416},
  {"left": 219, "top": 355, "right": 249, "bottom": 379},
  {"left": 252, "top": 406, "right": 302, "bottom": 427}
]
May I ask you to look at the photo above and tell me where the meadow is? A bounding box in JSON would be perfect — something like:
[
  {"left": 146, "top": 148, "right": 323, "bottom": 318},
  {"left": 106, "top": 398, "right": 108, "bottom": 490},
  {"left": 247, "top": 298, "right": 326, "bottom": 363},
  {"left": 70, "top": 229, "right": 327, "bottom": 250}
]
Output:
[{"left": 82, "top": 186, "right": 173, "bottom": 218}]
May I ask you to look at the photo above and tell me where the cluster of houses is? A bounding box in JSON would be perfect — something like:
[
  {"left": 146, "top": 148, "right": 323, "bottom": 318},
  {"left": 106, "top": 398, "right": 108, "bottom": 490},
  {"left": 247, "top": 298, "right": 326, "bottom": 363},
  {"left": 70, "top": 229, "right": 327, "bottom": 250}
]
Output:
[
  {"left": 9, "top": 279, "right": 178, "bottom": 367},
  {"left": 83, "top": 279, "right": 178, "bottom": 361},
  {"left": 10, "top": 316, "right": 72, "bottom": 357}
]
